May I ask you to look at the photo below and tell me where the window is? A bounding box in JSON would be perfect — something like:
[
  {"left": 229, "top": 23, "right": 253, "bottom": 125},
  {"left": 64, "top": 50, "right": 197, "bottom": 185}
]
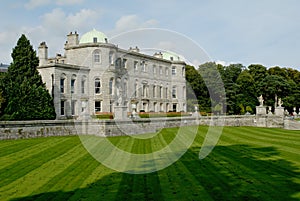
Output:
[
  {"left": 173, "top": 104, "right": 177, "bottom": 112},
  {"left": 160, "top": 103, "right": 164, "bottom": 112},
  {"left": 109, "top": 100, "right": 113, "bottom": 112},
  {"left": 95, "top": 78, "right": 101, "bottom": 94},
  {"left": 153, "top": 85, "right": 156, "bottom": 98},
  {"left": 109, "top": 52, "right": 114, "bottom": 65},
  {"left": 159, "top": 66, "right": 163, "bottom": 75},
  {"left": 134, "top": 81, "right": 138, "bottom": 97},
  {"left": 134, "top": 61, "right": 138, "bottom": 71},
  {"left": 60, "top": 100, "right": 65, "bottom": 116},
  {"left": 81, "top": 78, "right": 85, "bottom": 94},
  {"left": 166, "top": 68, "right": 169, "bottom": 76},
  {"left": 71, "top": 100, "right": 76, "bottom": 116},
  {"left": 95, "top": 101, "right": 101, "bottom": 112},
  {"left": 172, "top": 66, "right": 176, "bottom": 75},
  {"left": 141, "top": 61, "right": 146, "bottom": 72},
  {"left": 182, "top": 67, "right": 185, "bottom": 77},
  {"left": 142, "top": 84, "right": 148, "bottom": 98},
  {"left": 109, "top": 78, "right": 114, "bottom": 95},
  {"left": 60, "top": 78, "right": 65, "bottom": 93},
  {"left": 71, "top": 78, "right": 75, "bottom": 94},
  {"left": 172, "top": 86, "right": 177, "bottom": 98},
  {"left": 160, "top": 86, "right": 163, "bottom": 98},
  {"left": 165, "top": 87, "right": 168, "bottom": 98},
  {"left": 153, "top": 65, "right": 157, "bottom": 74},
  {"left": 93, "top": 50, "right": 100, "bottom": 63},
  {"left": 116, "top": 58, "right": 121, "bottom": 68},
  {"left": 93, "top": 37, "right": 97, "bottom": 43},
  {"left": 123, "top": 59, "right": 127, "bottom": 68}
]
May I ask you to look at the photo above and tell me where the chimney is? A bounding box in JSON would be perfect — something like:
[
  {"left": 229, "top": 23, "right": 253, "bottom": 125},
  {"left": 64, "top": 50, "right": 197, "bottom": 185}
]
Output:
[
  {"left": 66, "top": 31, "right": 79, "bottom": 47},
  {"left": 38, "top": 41, "right": 48, "bottom": 66}
]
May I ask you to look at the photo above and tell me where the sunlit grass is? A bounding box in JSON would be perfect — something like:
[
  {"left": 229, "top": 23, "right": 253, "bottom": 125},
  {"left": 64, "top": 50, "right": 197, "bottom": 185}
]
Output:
[{"left": 0, "top": 126, "right": 299, "bottom": 201}]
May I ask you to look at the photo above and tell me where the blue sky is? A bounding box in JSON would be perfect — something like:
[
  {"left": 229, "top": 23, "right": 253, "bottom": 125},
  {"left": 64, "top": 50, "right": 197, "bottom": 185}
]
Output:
[{"left": 1, "top": 0, "right": 299, "bottom": 70}]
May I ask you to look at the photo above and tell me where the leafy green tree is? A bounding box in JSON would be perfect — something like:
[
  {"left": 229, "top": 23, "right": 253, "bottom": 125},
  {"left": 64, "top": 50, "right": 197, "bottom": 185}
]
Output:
[
  {"left": 268, "top": 66, "right": 288, "bottom": 79},
  {"left": 1, "top": 34, "right": 56, "bottom": 120},
  {"left": 220, "top": 64, "right": 244, "bottom": 114},
  {"left": 198, "top": 62, "right": 226, "bottom": 113},
  {"left": 258, "top": 75, "right": 291, "bottom": 108},
  {"left": 185, "top": 65, "right": 210, "bottom": 112},
  {"left": 236, "top": 70, "right": 258, "bottom": 113},
  {"left": 248, "top": 64, "right": 267, "bottom": 95}
]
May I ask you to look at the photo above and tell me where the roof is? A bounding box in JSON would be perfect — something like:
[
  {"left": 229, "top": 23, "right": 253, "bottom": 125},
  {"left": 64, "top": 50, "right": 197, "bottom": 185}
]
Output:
[
  {"left": 79, "top": 29, "right": 108, "bottom": 44},
  {"left": 161, "top": 51, "right": 183, "bottom": 61}
]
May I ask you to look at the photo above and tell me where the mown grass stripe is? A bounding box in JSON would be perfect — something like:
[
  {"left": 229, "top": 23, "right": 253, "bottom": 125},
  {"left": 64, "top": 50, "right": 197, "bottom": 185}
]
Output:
[
  {"left": 153, "top": 129, "right": 213, "bottom": 201},
  {"left": 0, "top": 137, "right": 66, "bottom": 169},
  {"left": 208, "top": 144, "right": 298, "bottom": 200},
  {"left": 0, "top": 142, "right": 86, "bottom": 200},
  {"left": 222, "top": 128, "right": 300, "bottom": 159},
  {"left": 33, "top": 152, "right": 100, "bottom": 201},
  {"left": 0, "top": 138, "right": 46, "bottom": 158},
  {"left": 0, "top": 126, "right": 299, "bottom": 201},
  {"left": 0, "top": 137, "right": 78, "bottom": 187}
]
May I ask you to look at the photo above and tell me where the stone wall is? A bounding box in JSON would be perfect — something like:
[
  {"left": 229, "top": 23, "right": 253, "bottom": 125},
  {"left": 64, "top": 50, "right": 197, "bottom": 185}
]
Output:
[
  {"left": 0, "top": 114, "right": 296, "bottom": 140},
  {"left": 284, "top": 119, "right": 300, "bottom": 130}
]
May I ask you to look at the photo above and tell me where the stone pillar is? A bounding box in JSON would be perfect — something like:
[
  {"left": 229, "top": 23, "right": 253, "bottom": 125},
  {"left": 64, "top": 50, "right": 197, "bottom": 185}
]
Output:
[
  {"left": 256, "top": 106, "right": 267, "bottom": 127},
  {"left": 114, "top": 106, "right": 128, "bottom": 120},
  {"left": 256, "top": 106, "right": 266, "bottom": 115},
  {"left": 275, "top": 107, "right": 284, "bottom": 116}
]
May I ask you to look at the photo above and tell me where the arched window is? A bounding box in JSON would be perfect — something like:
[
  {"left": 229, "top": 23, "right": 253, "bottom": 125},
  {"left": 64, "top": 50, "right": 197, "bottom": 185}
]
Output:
[
  {"left": 95, "top": 78, "right": 101, "bottom": 94},
  {"left": 134, "top": 80, "right": 138, "bottom": 97},
  {"left": 60, "top": 73, "right": 66, "bottom": 93},
  {"left": 172, "top": 86, "right": 177, "bottom": 98},
  {"left": 109, "top": 52, "right": 114, "bottom": 65},
  {"left": 93, "top": 50, "right": 101, "bottom": 63},
  {"left": 109, "top": 78, "right": 114, "bottom": 95},
  {"left": 81, "top": 76, "right": 86, "bottom": 94},
  {"left": 71, "top": 74, "right": 76, "bottom": 94}
]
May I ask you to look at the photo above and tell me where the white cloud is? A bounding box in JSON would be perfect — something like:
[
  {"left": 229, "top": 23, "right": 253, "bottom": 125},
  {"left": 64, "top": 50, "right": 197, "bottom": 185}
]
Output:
[
  {"left": 25, "top": 0, "right": 51, "bottom": 9},
  {"left": 25, "top": 0, "right": 84, "bottom": 9},
  {"left": 55, "top": 0, "right": 84, "bottom": 6},
  {"left": 112, "top": 14, "right": 158, "bottom": 34},
  {"left": 41, "top": 8, "right": 100, "bottom": 35}
]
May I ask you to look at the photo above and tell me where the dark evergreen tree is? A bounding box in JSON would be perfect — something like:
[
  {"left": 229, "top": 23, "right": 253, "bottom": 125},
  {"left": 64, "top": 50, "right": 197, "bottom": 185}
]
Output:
[{"left": 1, "top": 34, "right": 56, "bottom": 120}]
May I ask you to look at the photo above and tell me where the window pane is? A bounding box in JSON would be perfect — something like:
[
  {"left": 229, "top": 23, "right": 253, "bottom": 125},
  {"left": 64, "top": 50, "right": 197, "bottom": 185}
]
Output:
[
  {"left": 95, "top": 79, "right": 101, "bottom": 94},
  {"left": 71, "top": 79, "right": 75, "bottom": 93},
  {"left": 81, "top": 80, "right": 85, "bottom": 94},
  {"left": 95, "top": 101, "right": 101, "bottom": 112},
  {"left": 60, "top": 78, "right": 64, "bottom": 93},
  {"left": 60, "top": 100, "right": 65, "bottom": 115}
]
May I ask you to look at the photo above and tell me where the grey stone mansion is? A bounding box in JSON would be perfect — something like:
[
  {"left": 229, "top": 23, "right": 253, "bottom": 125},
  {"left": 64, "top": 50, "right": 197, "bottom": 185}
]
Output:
[{"left": 37, "top": 29, "right": 187, "bottom": 119}]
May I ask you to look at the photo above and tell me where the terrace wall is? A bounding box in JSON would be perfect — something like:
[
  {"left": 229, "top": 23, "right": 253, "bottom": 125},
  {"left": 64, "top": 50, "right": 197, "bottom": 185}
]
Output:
[{"left": 0, "top": 115, "right": 295, "bottom": 140}]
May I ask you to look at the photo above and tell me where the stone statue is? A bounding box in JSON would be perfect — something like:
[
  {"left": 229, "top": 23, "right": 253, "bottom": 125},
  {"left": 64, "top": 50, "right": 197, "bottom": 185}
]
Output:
[
  {"left": 277, "top": 98, "right": 283, "bottom": 107},
  {"left": 258, "top": 95, "right": 264, "bottom": 106},
  {"left": 116, "top": 77, "right": 123, "bottom": 106}
]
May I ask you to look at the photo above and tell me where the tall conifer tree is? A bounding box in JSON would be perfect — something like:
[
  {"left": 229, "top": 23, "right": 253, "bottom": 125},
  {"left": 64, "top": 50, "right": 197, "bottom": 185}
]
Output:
[{"left": 2, "top": 34, "right": 56, "bottom": 120}]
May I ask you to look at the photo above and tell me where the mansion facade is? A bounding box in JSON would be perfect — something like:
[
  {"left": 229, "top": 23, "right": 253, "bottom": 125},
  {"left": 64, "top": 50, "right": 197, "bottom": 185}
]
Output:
[{"left": 37, "top": 29, "right": 187, "bottom": 119}]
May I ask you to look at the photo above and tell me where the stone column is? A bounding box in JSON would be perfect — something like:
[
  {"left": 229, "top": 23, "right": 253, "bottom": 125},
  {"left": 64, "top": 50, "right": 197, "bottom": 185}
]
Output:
[
  {"left": 114, "top": 106, "right": 128, "bottom": 120},
  {"left": 275, "top": 107, "right": 284, "bottom": 116},
  {"left": 256, "top": 106, "right": 266, "bottom": 115}
]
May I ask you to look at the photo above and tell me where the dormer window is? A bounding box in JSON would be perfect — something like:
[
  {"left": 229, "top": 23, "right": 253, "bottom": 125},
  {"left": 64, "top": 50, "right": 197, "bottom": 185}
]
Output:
[{"left": 93, "top": 37, "right": 97, "bottom": 43}]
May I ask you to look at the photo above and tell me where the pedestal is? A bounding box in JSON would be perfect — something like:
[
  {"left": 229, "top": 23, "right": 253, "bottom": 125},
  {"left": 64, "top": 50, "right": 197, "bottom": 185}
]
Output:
[
  {"left": 275, "top": 107, "right": 284, "bottom": 116},
  {"left": 256, "top": 106, "right": 266, "bottom": 115},
  {"left": 114, "top": 106, "right": 128, "bottom": 120}
]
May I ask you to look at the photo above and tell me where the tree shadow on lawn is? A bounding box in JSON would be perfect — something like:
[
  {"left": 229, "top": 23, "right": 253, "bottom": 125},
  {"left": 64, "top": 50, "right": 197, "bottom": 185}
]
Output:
[{"left": 11, "top": 144, "right": 300, "bottom": 201}]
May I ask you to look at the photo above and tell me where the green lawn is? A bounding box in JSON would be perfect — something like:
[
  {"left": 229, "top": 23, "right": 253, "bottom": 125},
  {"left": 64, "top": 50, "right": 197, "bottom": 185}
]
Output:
[{"left": 0, "top": 126, "right": 299, "bottom": 201}]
